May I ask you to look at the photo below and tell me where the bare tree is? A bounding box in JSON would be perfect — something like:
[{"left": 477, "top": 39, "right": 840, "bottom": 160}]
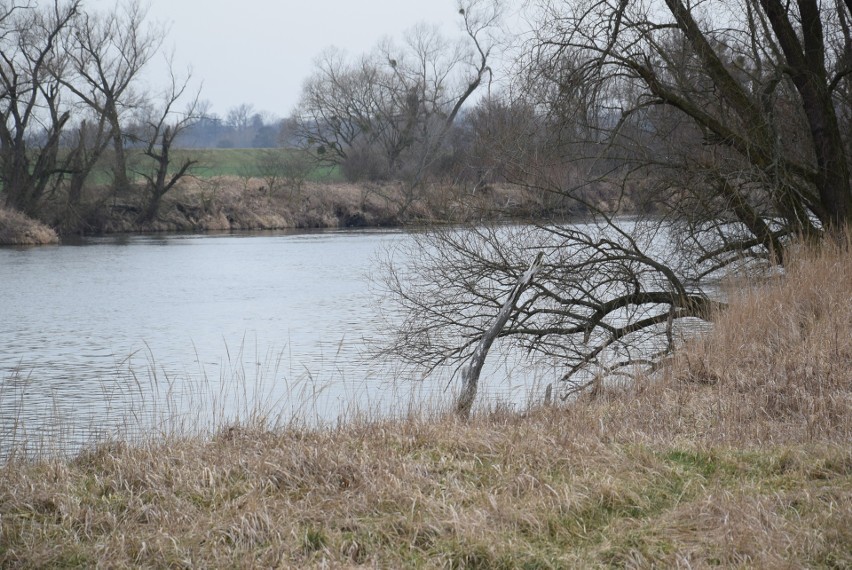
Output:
[
  {"left": 253, "top": 147, "right": 313, "bottom": 198},
  {"left": 58, "top": 0, "right": 163, "bottom": 193},
  {"left": 0, "top": 0, "right": 81, "bottom": 216},
  {"left": 522, "top": 0, "right": 852, "bottom": 254},
  {"left": 292, "top": 0, "right": 502, "bottom": 215},
  {"left": 58, "top": 112, "right": 111, "bottom": 230},
  {"left": 378, "top": 221, "right": 722, "bottom": 403},
  {"left": 462, "top": 98, "right": 536, "bottom": 184},
  {"left": 292, "top": 47, "right": 402, "bottom": 173},
  {"left": 225, "top": 103, "right": 254, "bottom": 132},
  {"left": 133, "top": 66, "right": 200, "bottom": 223},
  {"left": 224, "top": 102, "right": 256, "bottom": 147}
]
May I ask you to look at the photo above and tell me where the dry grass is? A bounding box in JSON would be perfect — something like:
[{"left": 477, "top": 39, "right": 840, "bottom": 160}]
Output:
[
  {"left": 1, "top": 243, "right": 851, "bottom": 568},
  {"left": 0, "top": 208, "right": 59, "bottom": 245},
  {"left": 48, "top": 177, "right": 565, "bottom": 235}
]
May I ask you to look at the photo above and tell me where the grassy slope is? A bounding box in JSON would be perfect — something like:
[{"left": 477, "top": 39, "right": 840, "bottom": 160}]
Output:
[
  {"left": 1, "top": 243, "right": 850, "bottom": 568},
  {"left": 179, "top": 148, "right": 267, "bottom": 178}
]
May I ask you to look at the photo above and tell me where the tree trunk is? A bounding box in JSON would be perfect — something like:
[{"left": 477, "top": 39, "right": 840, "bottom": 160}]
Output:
[
  {"left": 760, "top": 0, "right": 852, "bottom": 228},
  {"left": 456, "top": 252, "right": 545, "bottom": 419},
  {"left": 111, "top": 129, "right": 130, "bottom": 193}
]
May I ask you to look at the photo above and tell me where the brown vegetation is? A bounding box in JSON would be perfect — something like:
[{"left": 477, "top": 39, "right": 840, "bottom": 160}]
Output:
[
  {"left": 0, "top": 243, "right": 850, "bottom": 567},
  {"left": 0, "top": 208, "right": 59, "bottom": 245},
  {"left": 49, "top": 177, "right": 578, "bottom": 235}
]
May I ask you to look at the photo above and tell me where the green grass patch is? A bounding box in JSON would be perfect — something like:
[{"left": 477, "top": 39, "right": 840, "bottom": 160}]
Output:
[
  {"left": 66, "top": 147, "right": 344, "bottom": 187},
  {"left": 159, "top": 148, "right": 342, "bottom": 182},
  {"left": 663, "top": 448, "right": 721, "bottom": 479}
]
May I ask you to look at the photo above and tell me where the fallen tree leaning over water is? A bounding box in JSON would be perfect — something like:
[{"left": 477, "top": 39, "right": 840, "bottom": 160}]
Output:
[{"left": 378, "top": 217, "right": 726, "bottom": 406}]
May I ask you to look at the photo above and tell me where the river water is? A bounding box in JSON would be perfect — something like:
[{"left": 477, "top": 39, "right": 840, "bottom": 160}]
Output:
[{"left": 0, "top": 230, "right": 542, "bottom": 458}]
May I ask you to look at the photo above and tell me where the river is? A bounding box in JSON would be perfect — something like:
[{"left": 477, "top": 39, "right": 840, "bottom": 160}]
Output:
[{"left": 0, "top": 229, "right": 542, "bottom": 458}]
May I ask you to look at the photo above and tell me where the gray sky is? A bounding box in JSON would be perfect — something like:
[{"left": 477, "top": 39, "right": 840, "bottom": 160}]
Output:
[{"left": 136, "top": 0, "right": 472, "bottom": 119}]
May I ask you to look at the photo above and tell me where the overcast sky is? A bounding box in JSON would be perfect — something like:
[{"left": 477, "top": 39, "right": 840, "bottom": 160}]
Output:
[{"left": 129, "top": 0, "right": 477, "bottom": 119}]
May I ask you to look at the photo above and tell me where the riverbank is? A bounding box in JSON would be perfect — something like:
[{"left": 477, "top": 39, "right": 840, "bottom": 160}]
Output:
[
  {"left": 1, "top": 243, "right": 850, "bottom": 567},
  {"left": 39, "top": 177, "right": 591, "bottom": 237},
  {"left": 3, "top": 175, "right": 633, "bottom": 242}
]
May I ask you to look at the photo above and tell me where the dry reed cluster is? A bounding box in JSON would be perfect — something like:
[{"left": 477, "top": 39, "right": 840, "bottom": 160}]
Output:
[
  {"left": 1, "top": 242, "right": 850, "bottom": 568},
  {"left": 0, "top": 208, "right": 59, "bottom": 245}
]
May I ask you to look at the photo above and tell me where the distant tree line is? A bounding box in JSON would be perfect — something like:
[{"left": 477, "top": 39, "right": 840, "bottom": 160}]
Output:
[{"left": 177, "top": 103, "right": 289, "bottom": 149}]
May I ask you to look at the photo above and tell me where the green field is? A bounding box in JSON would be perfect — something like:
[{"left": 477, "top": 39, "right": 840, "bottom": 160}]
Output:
[
  {"left": 178, "top": 148, "right": 273, "bottom": 177},
  {"left": 86, "top": 148, "right": 343, "bottom": 185},
  {"left": 173, "top": 148, "right": 341, "bottom": 181}
]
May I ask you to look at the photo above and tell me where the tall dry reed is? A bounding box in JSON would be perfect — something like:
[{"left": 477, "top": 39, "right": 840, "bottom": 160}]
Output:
[{"left": 0, "top": 208, "right": 59, "bottom": 245}]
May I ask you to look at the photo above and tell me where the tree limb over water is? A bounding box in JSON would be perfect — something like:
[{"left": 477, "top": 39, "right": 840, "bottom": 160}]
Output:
[{"left": 378, "top": 220, "right": 725, "bottom": 404}]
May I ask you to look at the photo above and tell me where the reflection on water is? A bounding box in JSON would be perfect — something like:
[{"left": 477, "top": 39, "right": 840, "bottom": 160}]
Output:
[{"left": 0, "top": 229, "right": 540, "bottom": 458}]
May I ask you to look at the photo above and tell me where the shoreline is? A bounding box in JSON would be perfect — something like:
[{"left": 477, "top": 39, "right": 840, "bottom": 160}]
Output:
[{"left": 2, "top": 177, "right": 624, "bottom": 245}]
